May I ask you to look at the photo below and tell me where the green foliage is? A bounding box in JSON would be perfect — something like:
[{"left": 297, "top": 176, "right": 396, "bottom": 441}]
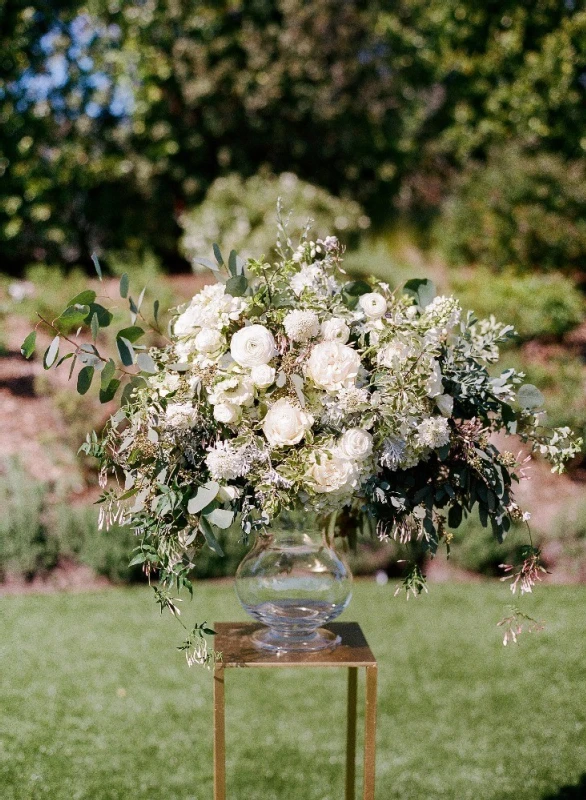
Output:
[
  {"left": 451, "top": 267, "right": 584, "bottom": 340},
  {"left": 179, "top": 172, "right": 369, "bottom": 265},
  {"left": 448, "top": 513, "right": 528, "bottom": 576},
  {"left": 499, "top": 350, "right": 586, "bottom": 454},
  {"left": 438, "top": 147, "right": 586, "bottom": 271},
  {"left": 0, "top": 459, "right": 143, "bottom": 583}
]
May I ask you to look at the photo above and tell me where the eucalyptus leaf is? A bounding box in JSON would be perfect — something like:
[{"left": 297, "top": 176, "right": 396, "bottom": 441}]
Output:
[
  {"left": 100, "top": 358, "right": 116, "bottom": 389},
  {"left": 90, "top": 312, "right": 99, "bottom": 342},
  {"left": 228, "top": 250, "right": 238, "bottom": 277},
  {"left": 20, "top": 331, "right": 36, "bottom": 359},
  {"left": 193, "top": 256, "right": 219, "bottom": 272},
  {"left": 518, "top": 384, "right": 545, "bottom": 409},
  {"left": 188, "top": 481, "right": 220, "bottom": 515},
  {"left": 117, "top": 337, "right": 135, "bottom": 367},
  {"left": 91, "top": 252, "right": 102, "bottom": 280},
  {"left": 205, "top": 508, "right": 234, "bottom": 530},
  {"left": 120, "top": 272, "right": 129, "bottom": 298},
  {"left": 99, "top": 378, "right": 120, "bottom": 403},
  {"left": 57, "top": 304, "right": 90, "bottom": 327},
  {"left": 118, "top": 326, "right": 144, "bottom": 343},
  {"left": 212, "top": 243, "right": 224, "bottom": 266},
  {"left": 77, "top": 365, "right": 94, "bottom": 395},
  {"left": 68, "top": 290, "right": 96, "bottom": 306},
  {"left": 85, "top": 303, "right": 113, "bottom": 328},
  {"left": 199, "top": 516, "right": 225, "bottom": 557},
  {"left": 153, "top": 299, "right": 160, "bottom": 323},
  {"left": 225, "top": 274, "right": 248, "bottom": 297},
  {"left": 403, "top": 278, "right": 435, "bottom": 308},
  {"left": 43, "top": 336, "right": 60, "bottom": 369},
  {"left": 136, "top": 353, "right": 157, "bottom": 374}
]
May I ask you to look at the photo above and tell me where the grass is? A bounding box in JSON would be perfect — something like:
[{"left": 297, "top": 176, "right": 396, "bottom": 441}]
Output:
[{"left": 1, "top": 583, "right": 586, "bottom": 800}]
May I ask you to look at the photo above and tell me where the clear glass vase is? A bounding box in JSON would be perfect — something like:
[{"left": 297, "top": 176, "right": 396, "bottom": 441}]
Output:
[{"left": 235, "top": 508, "right": 352, "bottom": 652}]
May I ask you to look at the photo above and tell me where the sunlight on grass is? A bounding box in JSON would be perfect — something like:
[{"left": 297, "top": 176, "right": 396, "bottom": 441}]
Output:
[{"left": 1, "top": 582, "right": 585, "bottom": 799}]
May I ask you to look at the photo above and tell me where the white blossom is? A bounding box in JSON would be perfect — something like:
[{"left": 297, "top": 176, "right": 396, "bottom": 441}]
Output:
[
  {"left": 416, "top": 417, "right": 451, "bottom": 449},
  {"left": 306, "top": 341, "right": 361, "bottom": 392},
  {"left": 206, "top": 441, "right": 252, "bottom": 481},
  {"left": 338, "top": 429, "right": 373, "bottom": 461},
  {"left": 230, "top": 325, "right": 276, "bottom": 367},
  {"left": 262, "top": 398, "right": 314, "bottom": 447},
  {"left": 250, "top": 364, "right": 276, "bottom": 388},
  {"left": 359, "top": 292, "right": 387, "bottom": 319},
  {"left": 283, "top": 309, "right": 320, "bottom": 342},
  {"left": 165, "top": 403, "right": 198, "bottom": 429},
  {"left": 320, "top": 317, "right": 350, "bottom": 344}
]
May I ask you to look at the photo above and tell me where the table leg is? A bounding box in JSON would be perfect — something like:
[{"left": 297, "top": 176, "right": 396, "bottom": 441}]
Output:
[
  {"left": 363, "top": 664, "right": 377, "bottom": 800},
  {"left": 213, "top": 664, "right": 226, "bottom": 800},
  {"left": 345, "top": 667, "right": 358, "bottom": 800}
]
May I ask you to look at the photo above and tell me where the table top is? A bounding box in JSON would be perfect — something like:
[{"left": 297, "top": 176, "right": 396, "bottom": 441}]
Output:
[{"left": 213, "top": 622, "right": 376, "bottom": 668}]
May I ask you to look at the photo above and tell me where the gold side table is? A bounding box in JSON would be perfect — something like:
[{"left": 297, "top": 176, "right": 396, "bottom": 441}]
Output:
[{"left": 213, "top": 622, "right": 377, "bottom": 800}]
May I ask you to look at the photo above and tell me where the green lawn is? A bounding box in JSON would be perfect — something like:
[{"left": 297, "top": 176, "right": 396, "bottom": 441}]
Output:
[{"left": 1, "top": 582, "right": 585, "bottom": 800}]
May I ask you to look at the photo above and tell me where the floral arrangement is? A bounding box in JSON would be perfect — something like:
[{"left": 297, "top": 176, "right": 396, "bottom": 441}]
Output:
[{"left": 22, "top": 209, "right": 581, "bottom": 664}]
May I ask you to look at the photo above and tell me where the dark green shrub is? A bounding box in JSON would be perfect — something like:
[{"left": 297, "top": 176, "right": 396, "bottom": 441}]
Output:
[
  {"left": 451, "top": 267, "right": 584, "bottom": 340},
  {"left": 447, "top": 513, "right": 529, "bottom": 576},
  {"left": 438, "top": 147, "right": 586, "bottom": 272}
]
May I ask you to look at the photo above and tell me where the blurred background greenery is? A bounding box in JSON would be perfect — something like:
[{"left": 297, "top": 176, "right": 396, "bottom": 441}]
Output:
[{"left": 0, "top": 0, "right": 585, "bottom": 589}]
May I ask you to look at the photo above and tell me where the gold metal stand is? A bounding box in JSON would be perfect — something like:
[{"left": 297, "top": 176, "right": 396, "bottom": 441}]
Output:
[{"left": 213, "top": 622, "right": 377, "bottom": 800}]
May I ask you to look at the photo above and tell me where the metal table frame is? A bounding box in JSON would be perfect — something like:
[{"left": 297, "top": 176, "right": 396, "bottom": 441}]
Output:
[{"left": 213, "top": 622, "right": 377, "bottom": 800}]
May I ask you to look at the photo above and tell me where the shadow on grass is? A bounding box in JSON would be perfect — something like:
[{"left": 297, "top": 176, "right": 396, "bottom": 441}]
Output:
[{"left": 542, "top": 774, "right": 586, "bottom": 799}]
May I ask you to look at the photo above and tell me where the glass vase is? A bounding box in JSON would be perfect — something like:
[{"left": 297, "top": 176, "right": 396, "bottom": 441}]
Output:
[{"left": 234, "top": 508, "right": 352, "bottom": 652}]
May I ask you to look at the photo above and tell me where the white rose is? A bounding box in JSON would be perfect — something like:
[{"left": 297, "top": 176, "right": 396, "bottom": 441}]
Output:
[
  {"left": 283, "top": 309, "right": 320, "bottom": 342},
  {"left": 165, "top": 403, "right": 197, "bottom": 429},
  {"left": 262, "top": 398, "right": 314, "bottom": 447},
  {"left": 230, "top": 324, "right": 276, "bottom": 367},
  {"left": 194, "top": 328, "right": 224, "bottom": 354},
  {"left": 250, "top": 364, "right": 276, "bottom": 388},
  {"left": 173, "top": 306, "right": 200, "bottom": 337},
  {"left": 359, "top": 292, "right": 387, "bottom": 319},
  {"left": 436, "top": 393, "right": 454, "bottom": 417},
  {"left": 213, "top": 403, "right": 241, "bottom": 424},
  {"left": 320, "top": 318, "right": 350, "bottom": 344},
  {"left": 338, "top": 428, "right": 373, "bottom": 461},
  {"left": 306, "top": 341, "right": 361, "bottom": 392},
  {"left": 379, "top": 341, "right": 413, "bottom": 368},
  {"left": 309, "top": 453, "right": 358, "bottom": 494}
]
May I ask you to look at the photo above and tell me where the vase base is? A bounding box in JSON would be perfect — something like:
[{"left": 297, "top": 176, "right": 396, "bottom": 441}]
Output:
[{"left": 251, "top": 627, "right": 341, "bottom": 653}]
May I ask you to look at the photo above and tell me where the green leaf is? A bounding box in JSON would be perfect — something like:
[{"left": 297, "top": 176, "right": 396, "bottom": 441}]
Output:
[
  {"left": 117, "top": 337, "right": 135, "bottom": 367},
  {"left": 188, "top": 481, "right": 220, "bottom": 515},
  {"left": 99, "top": 378, "right": 120, "bottom": 403},
  {"left": 77, "top": 365, "right": 94, "bottom": 395},
  {"left": 68, "top": 290, "right": 96, "bottom": 306},
  {"left": 91, "top": 252, "right": 102, "bottom": 280},
  {"left": 21, "top": 331, "right": 36, "bottom": 359},
  {"left": 403, "top": 278, "right": 435, "bottom": 308},
  {"left": 199, "top": 516, "right": 225, "bottom": 557},
  {"left": 117, "top": 326, "right": 144, "bottom": 343},
  {"left": 136, "top": 353, "right": 157, "bottom": 374},
  {"left": 225, "top": 275, "right": 248, "bottom": 297},
  {"left": 153, "top": 299, "right": 160, "bottom": 323},
  {"left": 448, "top": 504, "right": 463, "bottom": 529},
  {"left": 205, "top": 508, "right": 234, "bottom": 530},
  {"left": 85, "top": 303, "right": 112, "bottom": 328},
  {"left": 192, "top": 256, "right": 219, "bottom": 272},
  {"left": 136, "top": 286, "right": 146, "bottom": 313},
  {"left": 343, "top": 280, "right": 372, "bottom": 297},
  {"left": 120, "top": 272, "right": 129, "bottom": 298},
  {"left": 57, "top": 304, "right": 90, "bottom": 327},
  {"left": 43, "top": 336, "right": 60, "bottom": 369},
  {"left": 90, "top": 312, "right": 99, "bottom": 342},
  {"left": 100, "top": 358, "right": 116, "bottom": 389},
  {"left": 228, "top": 250, "right": 238, "bottom": 277},
  {"left": 212, "top": 243, "right": 224, "bottom": 266},
  {"left": 518, "top": 384, "right": 545, "bottom": 409}
]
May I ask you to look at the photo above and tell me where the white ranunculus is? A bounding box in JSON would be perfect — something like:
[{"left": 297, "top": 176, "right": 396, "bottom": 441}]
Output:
[
  {"left": 165, "top": 403, "right": 197, "bottom": 429},
  {"left": 306, "top": 341, "right": 361, "bottom": 392},
  {"left": 213, "top": 402, "right": 241, "bottom": 424},
  {"left": 426, "top": 359, "right": 443, "bottom": 398},
  {"left": 283, "top": 309, "right": 320, "bottom": 342},
  {"left": 230, "top": 324, "right": 276, "bottom": 368},
  {"left": 250, "top": 364, "right": 276, "bottom": 388},
  {"left": 338, "top": 428, "right": 373, "bottom": 461},
  {"left": 320, "top": 317, "right": 350, "bottom": 344},
  {"left": 209, "top": 376, "right": 254, "bottom": 407},
  {"left": 309, "top": 453, "right": 358, "bottom": 494},
  {"left": 359, "top": 292, "right": 387, "bottom": 319},
  {"left": 194, "top": 328, "right": 224, "bottom": 354},
  {"left": 262, "top": 398, "right": 314, "bottom": 447},
  {"left": 436, "top": 393, "right": 454, "bottom": 417}
]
